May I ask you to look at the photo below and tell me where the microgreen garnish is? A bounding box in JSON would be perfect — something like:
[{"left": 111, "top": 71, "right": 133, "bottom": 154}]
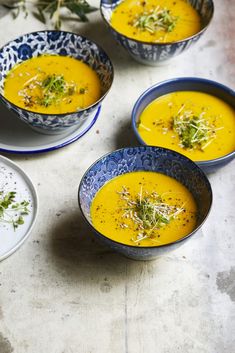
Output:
[
  {"left": 173, "top": 106, "right": 224, "bottom": 150},
  {"left": 117, "top": 186, "right": 184, "bottom": 244},
  {"left": 133, "top": 6, "right": 178, "bottom": 34},
  {"left": 39, "top": 74, "right": 73, "bottom": 107},
  {"left": 20, "top": 74, "right": 77, "bottom": 108},
  {"left": 0, "top": 191, "right": 30, "bottom": 230}
]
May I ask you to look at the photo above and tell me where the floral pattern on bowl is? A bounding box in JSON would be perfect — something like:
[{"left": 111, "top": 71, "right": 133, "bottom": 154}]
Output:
[
  {"left": 131, "top": 77, "right": 235, "bottom": 173},
  {"left": 78, "top": 146, "right": 212, "bottom": 260},
  {"left": 0, "top": 31, "right": 114, "bottom": 134},
  {"left": 100, "top": 0, "right": 214, "bottom": 65}
]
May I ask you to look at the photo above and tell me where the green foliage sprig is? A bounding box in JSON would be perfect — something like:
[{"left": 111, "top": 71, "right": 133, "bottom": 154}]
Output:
[
  {"left": 0, "top": 191, "right": 30, "bottom": 230},
  {"left": 1, "top": 0, "right": 97, "bottom": 29}
]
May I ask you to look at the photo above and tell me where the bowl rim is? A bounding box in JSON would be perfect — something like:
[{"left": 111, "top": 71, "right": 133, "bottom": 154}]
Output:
[
  {"left": 100, "top": 0, "right": 214, "bottom": 46},
  {"left": 131, "top": 77, "right": 235, "bottom": 165},
  {"left": 78, "top": 145, "right": 213, "bottom": 250},
  {"left": 0, "top": 154, "right": 39, "bottom": 261},
  {"left": 0, "top": 30, "right": 114, "bottom": 117}
]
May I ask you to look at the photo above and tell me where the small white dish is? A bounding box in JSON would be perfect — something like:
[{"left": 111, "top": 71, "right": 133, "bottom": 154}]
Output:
[
  {"left": 0, "top": 155, "right": 38, "bottom": 261},
  {"left": 0, "top": 101, "right": 101, "bottom": 154}
]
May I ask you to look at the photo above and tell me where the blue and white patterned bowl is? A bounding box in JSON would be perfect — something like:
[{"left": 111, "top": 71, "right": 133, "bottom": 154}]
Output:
[
  {"left": 78, "top": 146, "right": 212, "bottom": 260},
  {"left": 132, "top": 77, "right": 235, "bottom": 173},
  {"left": 100, "top": 0, "right": 214, "bottom": 65},
  {"left": 0, "top": 31, "right": 114, "bottom": 134}
]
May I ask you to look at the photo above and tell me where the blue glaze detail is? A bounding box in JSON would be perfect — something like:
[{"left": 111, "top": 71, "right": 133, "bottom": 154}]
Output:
[
  {"left": 100, "top": 0, "right": 214, "bottom": 65},
  {"left": 0, "top": 105, "right": 101, "bottom": 155},
  {"left": 17, "top": 44, "right": 33, "bottom": 60},
  {"left": 0, "top": 31, "right": 114, "bottom": 134},
  {"left": 78, "top": 146, "right": 212, "bottom": 260},
  {"left": 131, "top": 77, "right": 235, "bottom": 173}
]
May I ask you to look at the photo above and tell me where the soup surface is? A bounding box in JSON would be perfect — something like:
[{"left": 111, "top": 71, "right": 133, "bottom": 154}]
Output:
[
  {"left": 4, "top": 55, "right": 101, "bottom": 114},
  {"left": 91, "top": 171, "right": 197, "bottom": 247},
  {"left": 110, "top": 0, "right": 201, "bottom": 43},
  {"left": 137, "top": 91, "right": 235, "bottom": 161}
]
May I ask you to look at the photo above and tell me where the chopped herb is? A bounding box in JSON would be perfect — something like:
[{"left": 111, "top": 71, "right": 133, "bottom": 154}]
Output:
[
  {"left": 68, "top": 86, "right": 75, "bottom": 95},
  {"left": 20, "top": 73, "right": 77, "bottom": 108},
  {"left": 0, "top": 191, "right": 30, "bottom": 230},
  {"left": 79, "top": 87, "right": 86, "bottom": 94},
  {"left": 117, "top": 186, "right": 184, "bottom": 243},
  {"left": 172, "top": 106, "right": 224, "bottom": 150},
  {"left": 40, "top": 74, "right": 66, "bottom": 107},
  {"left": 133, "top": 6, "right": 178, "bottom": 34},
  {"left": 1, "top": 0, "right": 97, "bottom": 30}
]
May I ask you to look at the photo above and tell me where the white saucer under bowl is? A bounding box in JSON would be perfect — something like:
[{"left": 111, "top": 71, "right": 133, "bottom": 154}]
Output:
[
  {"left": 0, "top": 155, "right": 38, "bottom": 261},
  {"left": 0, "top": 101, "right": 101, "bottom": 154}
]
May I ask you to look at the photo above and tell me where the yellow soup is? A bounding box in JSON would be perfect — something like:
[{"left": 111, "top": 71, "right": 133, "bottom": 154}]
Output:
[
  {"left": 91, "top": 171, "right": 197, "bottom": 247},
  {"left": 137, "top": 91, "right": 235, "bottom": 161},
  {"left": 4, "top": 55, "right": 102, "bottom": 114},
  {"left": 110, "top": 0, "right": 201, "bottom": 43}
]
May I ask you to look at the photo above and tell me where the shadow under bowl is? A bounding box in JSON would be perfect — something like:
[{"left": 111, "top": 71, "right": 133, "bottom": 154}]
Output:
[
  {"left": 0, "top": 30, "right": 114, "bottom": 135},
  {"left": 132, "top": 77, "right": 235, "bottom": 173},
  {"left": 100, "top": 0, "right": 214, "bottom": 65},
  {"left": 78, "top": 146, "right": 212, "bottom": 260}
]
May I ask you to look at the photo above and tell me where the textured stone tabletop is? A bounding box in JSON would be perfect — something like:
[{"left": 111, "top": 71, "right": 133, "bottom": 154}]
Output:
[{"left": 0, "top": 0, "right": 234, "bottom": 352}]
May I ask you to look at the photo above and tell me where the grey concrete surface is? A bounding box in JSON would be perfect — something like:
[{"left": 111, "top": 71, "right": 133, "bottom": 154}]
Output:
[{"left": 0, "top": 0, "right": 234, "bottom": 352}]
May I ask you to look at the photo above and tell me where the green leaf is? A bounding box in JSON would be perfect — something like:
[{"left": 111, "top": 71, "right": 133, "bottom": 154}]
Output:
[
  {"left": 2, "top": 0, "right": 97, "bottom": 29},
  {"left": 32, "top": 9, "right": 46, "bottom": 24},
  {"left": 16, "top": 216, "right": 24, "bottom": 225},
  {"left": 66, "top": 1, "right": 97, "bottom": 22},
  {"left": 0, "top": 190, "right": 30, "bottom": 230}
]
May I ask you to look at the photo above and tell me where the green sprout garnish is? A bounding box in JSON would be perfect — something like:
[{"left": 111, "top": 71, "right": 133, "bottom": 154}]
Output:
[
  {"left": 172, "top": 105, "right": 224, "bottom": 150},
  {"left": 79, "top": 87, "right": 86, "bottom": 94},
  {"left": 133, "top": 6, "right": 178, "bottom": 34},
  {"left": 21, "top": 73, "right": 78, "bottom": 108},
  {"left": 40, "top": 74, "right": 67, "bottom": 107},
  {"left": 0, "top": 191, "right": 30, "bottom": 231},
  {"left": 117, "top": 186, "right": 184, "bottom": 244}
]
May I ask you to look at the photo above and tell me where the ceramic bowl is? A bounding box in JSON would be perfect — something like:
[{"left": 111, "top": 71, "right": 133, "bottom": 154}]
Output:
[
  {"left": 78, "top": 146, "right": 212, "bottom": 260},
  {"left": 0, "top": 30, "right": 114, "bottom": 135},
  {"left": 100, "top": 0, "right": 214, "bottom": 65},
  {"left": 132, "top": 77, "right": 235, "bottom": 173}
]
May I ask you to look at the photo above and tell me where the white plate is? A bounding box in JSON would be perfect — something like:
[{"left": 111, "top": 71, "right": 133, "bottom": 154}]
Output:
[
  {"left": 0, "top": 155, "right": 38, "bottom": 261},
  {"left": 0, "top": 101, "right": 101, "bottom": 154}
]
